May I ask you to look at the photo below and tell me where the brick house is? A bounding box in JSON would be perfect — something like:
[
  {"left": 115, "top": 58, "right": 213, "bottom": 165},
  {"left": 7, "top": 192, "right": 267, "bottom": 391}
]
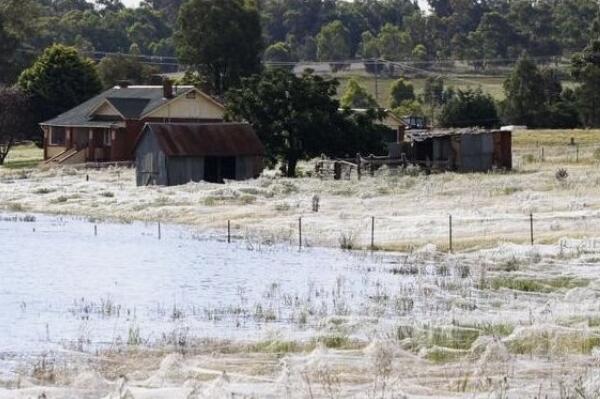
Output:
[{"left": 40, "top": 81, "right": 225, "bottom": 164}]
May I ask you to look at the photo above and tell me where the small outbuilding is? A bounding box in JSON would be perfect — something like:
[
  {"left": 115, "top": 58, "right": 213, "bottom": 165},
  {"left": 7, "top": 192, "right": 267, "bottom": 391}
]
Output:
[
  {"left": 135, "top": 123, "right": 265, "bottom": 186},
  {"left": 408, "top": 128, "right": 512, "bottom": 172}
]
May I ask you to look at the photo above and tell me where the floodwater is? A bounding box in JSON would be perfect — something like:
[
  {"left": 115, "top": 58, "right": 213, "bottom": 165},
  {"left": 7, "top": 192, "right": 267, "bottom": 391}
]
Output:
[{"left": 0, "top": 213, "right": 396, "bottom": 357}]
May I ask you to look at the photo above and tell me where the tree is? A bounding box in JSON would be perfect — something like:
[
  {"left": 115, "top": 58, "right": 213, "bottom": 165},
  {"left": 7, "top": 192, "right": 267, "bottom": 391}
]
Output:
[
  {"left": 439, "top": 88, "right": 499, "bottom": 128},
  {"left": 340, "top": 78, "right": 378, "bottom": 109},
  {"left": 423, "top": 77, "right": 444, "bottom": 108},
  {"left": 225, "top": 69, "right": 386, "bottom": 177},
  {"left": 0, "top": 88, "right": 35, "bottom": 165},
  {"left": 18, "top": 44, "right": 102, "bottom": 124},
  {"left": 316, "top": 20, "right": 351, "bottom": 71},
  {"left": 471, "top": 12, "right": 518, "bottom": 68},
  {"left": 389, "top": 78, "right": 415, "bottom": 108},
  {"left": 175, "top": 0, "right": 263, "bottom": 95},
  {"left": 572, "top": 38, "right": 600, "bottom": 127},
  {"left": 0, "top": 15, "right": 19, "bottom": 84},
  {"left": 264, "top": 41, "right": 295, "bottom": 71},
  {"left": 377, "top": 23, "right": 412, "bottom": 61},
  {"left": 501, "top": 55, "right": 548, "bottom": 126},
  {"left": 97, "top": 54, "right": 160, "bottom": 88}
]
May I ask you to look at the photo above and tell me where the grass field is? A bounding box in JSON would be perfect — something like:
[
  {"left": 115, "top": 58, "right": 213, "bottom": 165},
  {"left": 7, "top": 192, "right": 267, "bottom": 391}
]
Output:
[
  {"left": 2, "top": 142, "right": 42, "bottom": 169},
  {"left": 336, "top": 74, "right": 579, "bottom": 108},
  {"left": 5, "top": 131, "right": 600, "bottom": 397},
  {"left": 337, "top": 74, "right": 509, "bottom": 107}
]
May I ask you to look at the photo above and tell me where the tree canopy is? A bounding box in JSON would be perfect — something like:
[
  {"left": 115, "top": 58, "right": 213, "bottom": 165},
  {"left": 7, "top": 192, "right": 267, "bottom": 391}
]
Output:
[
  {"left": 439, "top": 88, "right": 499, "bottom": 129},
  {"left": 0, "top": 88, "right": 35, "bottom": 164},
  {"left": 18, "top": 44, "right": 102, "bottom": 123},
  {"left": 340, "top": 78, "right": 378, "bottom": 109},
  {"left": 174, "top": 0, "right": 263, "bottom": 95},
  {"left": 225, "top": 69, "right": 386, "bottom": 177},
  {"left": 97, "top": 54, "right": 159, "bottom": 88}
]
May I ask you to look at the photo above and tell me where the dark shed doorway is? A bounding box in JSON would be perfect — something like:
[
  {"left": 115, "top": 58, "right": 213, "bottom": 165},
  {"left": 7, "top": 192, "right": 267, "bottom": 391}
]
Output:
[{"left": 204, "top": 156, "right": 236, "bottom": 183}]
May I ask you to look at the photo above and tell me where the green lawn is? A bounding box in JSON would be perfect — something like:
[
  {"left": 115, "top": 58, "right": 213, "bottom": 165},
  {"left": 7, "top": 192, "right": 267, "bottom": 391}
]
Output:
[{"left": 2, "top": 143, "right": 43, "bottom": 169}]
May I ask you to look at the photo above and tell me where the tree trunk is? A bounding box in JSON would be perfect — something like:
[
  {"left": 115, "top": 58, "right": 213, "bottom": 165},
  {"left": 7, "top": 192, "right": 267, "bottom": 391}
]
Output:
[
  {"left": 0, "top": 138, "right": 14, "bottom": 165},
  {"left": 286, "top": 157, "right": 298, "bottom": 177}
]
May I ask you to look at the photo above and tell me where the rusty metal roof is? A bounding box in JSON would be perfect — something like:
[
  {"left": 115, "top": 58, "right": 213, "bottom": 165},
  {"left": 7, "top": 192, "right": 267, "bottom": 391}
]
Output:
[
  {"left": 408, "top": 128, "right": 504, "bottom": 142},
  {"left": 143, "top": 123, "right": 265, "bottom": 157}
]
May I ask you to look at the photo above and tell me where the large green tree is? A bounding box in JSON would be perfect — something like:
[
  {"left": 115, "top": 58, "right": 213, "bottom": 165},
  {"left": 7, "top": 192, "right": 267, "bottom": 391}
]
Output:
[
  {"left": 439, "top": 88, "right": 499, "bottom": 129},
  {"left": 18, "top": 44, "right": 102, "bottom": 124},
  {"left": 389, "top": 78, "right": 415, "bottom": 108},
  {"left": 316, "top": 20, "right": 351, "bottom": 63},
  {"left": 572, "top": 38, "right": 600, "bottom": 127},
  {"left": 340, "top": 78, "right": 378, "bottom": 109},
  {"left": 97, "top": 54, "right": 160, "bottom": 88},
  {"left": 0, "top": 15, "right": 19, "bottom": 84},
  {"left": 175, "top": 0, "right": 263, "bottom": 95},
  {"left": 0, "top": 88, "right": 35, "bottom": 165},
  {"left": 502, "top": 55, "right": 548, "bottom": 127},
  {"left": 225, "top": 69, "right": 386, "bottom": 177}
]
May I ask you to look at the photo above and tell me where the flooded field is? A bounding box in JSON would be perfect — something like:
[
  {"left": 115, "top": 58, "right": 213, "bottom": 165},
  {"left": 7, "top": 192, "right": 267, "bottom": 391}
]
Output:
[
  {"left": 0, "top": 213, "right": 393, "bottom": 351},
  {"left": 3, "top": 213, "right": 600, "bottom": 397}
]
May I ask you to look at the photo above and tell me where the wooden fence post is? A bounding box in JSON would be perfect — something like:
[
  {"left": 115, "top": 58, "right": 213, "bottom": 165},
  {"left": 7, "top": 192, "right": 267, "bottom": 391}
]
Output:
[
  {"left": 370, "top": 216, "right": 375, "bottom": 250},
  {"left": 298, "top": 217, "right": 302, "bottom": 250},
  {"left": 530, "top": 213, "right": 534, "bottom": 246},
  {"left": 158, "top": 221, "right": 161, "bottom": 240},
  {"left": 449, "top": 214, "right": 453, "bottom": 253},
  {"left": 227, "top": 220, "right": 231, "bottom": 243},
  {"left": 94, "top": 225, "right": 97, "bottom": 236}
]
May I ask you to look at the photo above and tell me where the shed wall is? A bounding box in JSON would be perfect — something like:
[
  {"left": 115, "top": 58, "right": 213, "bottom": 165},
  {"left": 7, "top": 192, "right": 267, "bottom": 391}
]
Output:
[
  {"left": 166, "top": 157, "right": 206, "bottom": 185},
  {"left": 135, "top": 130, "right": 168, "bottom": 186},
  {"left": 460, "top": 133, "right": 494, "bottom": 171}
]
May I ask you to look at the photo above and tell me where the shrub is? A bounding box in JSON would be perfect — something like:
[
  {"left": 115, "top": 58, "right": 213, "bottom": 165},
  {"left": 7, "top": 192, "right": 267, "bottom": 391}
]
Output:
[{"left": 555, "top": 168, "right": 568, "bottom": 181}]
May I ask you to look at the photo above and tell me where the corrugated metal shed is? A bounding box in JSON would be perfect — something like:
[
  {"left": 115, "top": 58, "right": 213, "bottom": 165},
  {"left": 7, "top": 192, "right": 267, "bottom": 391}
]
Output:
[
  {"left": 134, "top": 122, "right": 265, "bottom": 186},
  {"left": 145, "top": 123, "right": 265, "bottom": 157},
  {"left": 408, "top": 128, "right": 511, "bottom": 172},
  {"left": 408, "top": 128, "right": 498, "bottom": 141}
]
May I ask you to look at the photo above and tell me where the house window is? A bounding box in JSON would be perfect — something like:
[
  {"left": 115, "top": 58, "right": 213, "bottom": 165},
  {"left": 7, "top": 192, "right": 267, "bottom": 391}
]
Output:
[
  {"left": 50, "top": 128, "right": 66, "bottom": 145},
  {"left": 103, "top": 130, "right": 112, "bottom": 146}
]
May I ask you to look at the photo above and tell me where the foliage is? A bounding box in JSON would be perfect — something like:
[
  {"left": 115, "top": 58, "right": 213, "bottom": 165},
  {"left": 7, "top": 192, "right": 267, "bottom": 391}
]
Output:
[
  {"left": 0, "top": 88, "right": 35, "bottom": 164},
  {"left": 502, "top": 55, "right": 551, "bottom": 127},
  {"left": 0, "top": 14, "right": 19, "bottom": 83},
  {"left": 175, "top": 70, "right": 207, "bottom": 90},
  {"left": 391, "top": 100, "right": 423, "bottom": 119},
  {"left": 572, "top": 38, "right": 600, "bottom": 127},
  {"left": 439, "top": 88, "right": 499, "bottom": 129},
  {"left": 340, "top": 78, "right": 378, "bottom": 109},
  {"left": 501, "top": 55, "right": 580, "bottom": 128},
  {"left": 97, "top": 54, "right": 159, "bottom": 88},
  {"left": 264, "top": 42, "right": 295, "bottom": 71},
  {"left": 316, "top": 20, "right": 351, "bottom": 72},
  {"left": 18, "top": 44, "right": 102, "bottom": 124},
  {"left": 175, "top": 0, "right": 262, "bottom": 95},
  {"left": 389, "top": 78, "right": 415, "bottom": 108},
  {"left": 225, "top": 69, "right": 386, "bottom": 177},
  {"left": 423, "top": 77, "right": 444, "bottom": 107}
]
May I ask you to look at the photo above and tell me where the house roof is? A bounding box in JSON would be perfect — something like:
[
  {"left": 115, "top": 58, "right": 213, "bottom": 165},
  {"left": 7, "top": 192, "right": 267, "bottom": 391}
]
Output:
[
  {"left": 41, "top": 86, "right": 222, "bottom": 127},
  {"left": 140, "top": 123, "right": 265, "bottom": 157}
]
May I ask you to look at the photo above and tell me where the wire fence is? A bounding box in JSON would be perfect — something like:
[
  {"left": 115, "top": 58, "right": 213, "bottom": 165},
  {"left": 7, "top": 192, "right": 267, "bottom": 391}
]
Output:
[{"left": 53, "top": 210, "right": 600, "bottom": 253}]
